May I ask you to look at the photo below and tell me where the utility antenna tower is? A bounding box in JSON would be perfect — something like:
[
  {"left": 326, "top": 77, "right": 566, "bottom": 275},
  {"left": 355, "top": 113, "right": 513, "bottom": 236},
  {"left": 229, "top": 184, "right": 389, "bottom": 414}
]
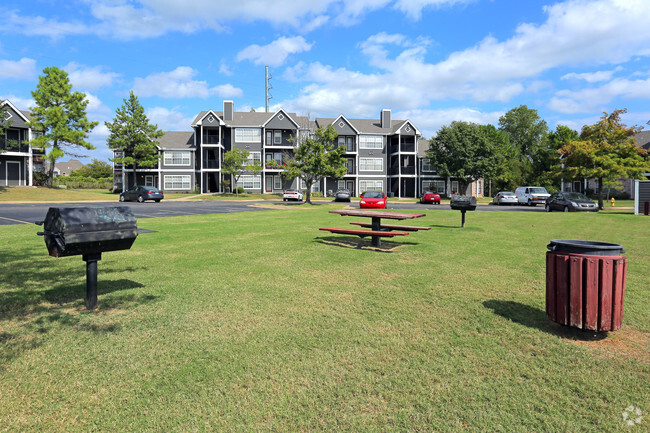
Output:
[{"left": 265, "top": 66, "right": 272, "bottom": 112}]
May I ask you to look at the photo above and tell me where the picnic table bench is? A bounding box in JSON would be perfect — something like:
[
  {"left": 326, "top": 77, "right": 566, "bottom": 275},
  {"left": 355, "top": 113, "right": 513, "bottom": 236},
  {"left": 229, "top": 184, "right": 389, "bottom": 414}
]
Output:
[{"left": 321, "top": 209, "right": 426, "bottom": 247}]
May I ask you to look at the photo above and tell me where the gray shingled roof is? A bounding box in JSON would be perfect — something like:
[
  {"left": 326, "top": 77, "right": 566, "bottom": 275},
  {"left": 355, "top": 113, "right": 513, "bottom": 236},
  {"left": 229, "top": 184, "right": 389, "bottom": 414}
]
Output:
[
  {"left": 417, "top": 137, "right": 430, "bottom": 157},
  {"left": 634, "top": 130, "right": 650, "bottom": 152},
  {"left": 193, "top": 110, "right": 307, "bottom": 128},
  {"left": 315, "top": 117, "right": 412, "bottom": 134},
  {"left": 156, "top": 131, "right": 195, "bottom": 150}
]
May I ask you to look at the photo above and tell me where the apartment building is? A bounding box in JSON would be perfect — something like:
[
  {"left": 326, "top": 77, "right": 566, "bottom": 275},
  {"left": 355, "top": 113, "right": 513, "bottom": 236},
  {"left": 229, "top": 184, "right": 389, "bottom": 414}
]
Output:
[
  {"left": 113, "top": 100, "right": 477, "bottom": 198},
  {"left": 0, "top": 100, "right": 45, "bottom": 186}
]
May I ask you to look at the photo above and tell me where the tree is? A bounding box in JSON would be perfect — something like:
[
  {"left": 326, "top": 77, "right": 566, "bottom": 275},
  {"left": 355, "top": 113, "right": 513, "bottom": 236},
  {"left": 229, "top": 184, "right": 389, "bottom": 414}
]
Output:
[
  {"left": 105, "top": 91, "right": 163, "bottom": 189},
  {"left": 222, "top": 148, "right": 262, "bottom": 197},
  {"left": 284, "top": 125, "right": 346, "bottom": 204},
  {"left": 427, "top": 121, "right": 503, "bottom": 194},
  {"left": 27, "top": 66, "right": 98, "bottom": 186},
  {"left": 498, "top": 105, "right": 549, "bottom": 185},
  {"left": 69, "top": 159, "right": 113, "bottom": 179},
  {"left": 558, "top": 109, "right": 649, "bottom": 209}
]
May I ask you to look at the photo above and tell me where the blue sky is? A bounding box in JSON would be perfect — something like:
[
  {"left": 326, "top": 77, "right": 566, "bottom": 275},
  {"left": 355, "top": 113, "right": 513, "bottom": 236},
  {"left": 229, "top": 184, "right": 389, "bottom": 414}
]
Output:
[{"left": 2, "top": 0, "right": 650, "bottom": 163}]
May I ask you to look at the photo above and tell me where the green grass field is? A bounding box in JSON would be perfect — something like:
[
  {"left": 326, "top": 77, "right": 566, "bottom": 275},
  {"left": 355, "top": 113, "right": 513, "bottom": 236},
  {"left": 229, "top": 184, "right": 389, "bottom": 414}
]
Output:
[{"left": 1, "top": 206, "right": 648, "bottom": 432}]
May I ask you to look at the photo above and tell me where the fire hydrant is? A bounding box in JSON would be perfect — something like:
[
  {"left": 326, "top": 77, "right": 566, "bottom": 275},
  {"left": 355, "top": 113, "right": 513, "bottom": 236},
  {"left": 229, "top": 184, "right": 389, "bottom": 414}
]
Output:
[{"left": 610, "top": 197, "right": 615, "bottom": 207}]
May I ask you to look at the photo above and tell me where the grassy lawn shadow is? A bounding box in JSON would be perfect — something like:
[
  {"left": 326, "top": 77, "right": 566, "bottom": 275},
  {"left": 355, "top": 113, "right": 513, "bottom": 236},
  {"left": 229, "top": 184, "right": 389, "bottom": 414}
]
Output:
[
  {"left": 314, "top": 235, "right": 417, "bottom": 252},
  {"left": 483, "top": 300, "right": 608, "bottom": 342}
]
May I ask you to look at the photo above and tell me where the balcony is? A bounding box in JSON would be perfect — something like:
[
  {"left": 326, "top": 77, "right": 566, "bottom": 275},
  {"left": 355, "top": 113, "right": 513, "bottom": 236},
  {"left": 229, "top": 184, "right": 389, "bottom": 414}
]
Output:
[
  {"left": 400, "top": 142, "right": 415, "bottom": 152},
  {"left": 401, "top": 166, "right": 415, "bottom": 175},
  {"left": 203, "top": 160, "right": 219, "bottom": 169},
  {"left": 202, "top": 136, "right": 220, "bottom": 145}
]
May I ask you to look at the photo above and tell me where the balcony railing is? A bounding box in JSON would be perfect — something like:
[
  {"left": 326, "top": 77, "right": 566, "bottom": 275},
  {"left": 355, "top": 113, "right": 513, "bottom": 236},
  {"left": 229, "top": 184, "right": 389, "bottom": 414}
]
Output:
[
  {"left": 401, "top": 166, "right": 415, "bottom": 175},
  {"left": 202, "top": 136, "right": 220, "bottom": 144},
  {"left": 400, "top": 143, "right": 415, "bottom": 152},
  {"left": 204, "top": 160, "right": 219, "bottom": 169}
]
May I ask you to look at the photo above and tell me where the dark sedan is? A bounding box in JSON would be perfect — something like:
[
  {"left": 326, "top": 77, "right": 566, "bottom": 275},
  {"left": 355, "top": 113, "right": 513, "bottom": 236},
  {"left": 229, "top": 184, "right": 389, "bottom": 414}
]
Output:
[
  {"left": 120, "top": 186, "right": 164, "bottom": 203},
  {"left": 545, "top": 192, "right": 598, "bottom": 212}
]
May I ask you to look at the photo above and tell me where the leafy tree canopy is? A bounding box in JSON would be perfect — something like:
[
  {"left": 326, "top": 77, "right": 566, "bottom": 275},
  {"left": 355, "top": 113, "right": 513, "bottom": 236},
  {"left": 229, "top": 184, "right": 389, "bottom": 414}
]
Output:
[
  {"left": 558, "top": 109, "right": 649, "bottom": 208},
  {"left": 222, "top": 148, "right": 262, "bottom": 197},
  {"left": 427, "top": 121, "right": 504, "bottom": 192},
  {"left": 69, "top": 159, "right": 113, "bottom": 179},
  {"left": 27, "top": 66, "right": 98, "bottom": 186},
  {"left": 284, "top": 125, "right": 346, "bottom": 203}
]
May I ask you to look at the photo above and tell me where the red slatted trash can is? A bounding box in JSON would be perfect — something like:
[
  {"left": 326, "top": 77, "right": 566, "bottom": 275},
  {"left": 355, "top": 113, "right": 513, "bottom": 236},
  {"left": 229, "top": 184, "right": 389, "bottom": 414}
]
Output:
[{"left": 546, "top": 239, "right": 627, "bottom": 332}]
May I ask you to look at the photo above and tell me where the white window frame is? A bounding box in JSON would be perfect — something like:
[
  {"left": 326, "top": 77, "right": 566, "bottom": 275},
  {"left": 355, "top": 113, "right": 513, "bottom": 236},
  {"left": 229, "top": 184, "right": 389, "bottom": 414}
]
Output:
[
  {"left": 338, "top": 180, "right": 346, "bottom": 189},
  {"left": 145, "top": 175, "right": 154, "bottom": 187},
  {"left": 359, "top": 158, "right": 383, "bottom": 172},
  {"left": 239, "top": 175, "right": 261, "bottom": 189},
  {"left": 247, "top": 151, "right": 261, "bottom": 166},
  {"left": 273, "top": 176, "right": 282, "bottom": 190},
  {"left": 423, "top": 180, "right": 445, "bottom": 194},
  {"left": 299, "top": 179, "right": 320, "bottom": 192},
  {"left": 422, "top": 159, "right": 434, "bottom": 172},
  {"left": 359, "top": 180, "right": 383, "bottom": 192},
  {"left": 359, "top": 135, "right": 383, "bottom": 149},
  {"left": 235, "top": 128, "right": 261, "bottom": 143},
  {"left": 164, "top": 151, "right": 191, "bottom": 166},
  {"left": 274, "top": 130, "right": 282, "bottom": 144},
  {"left": 164, "top": 175, "right": 191, "bottom": 190}
]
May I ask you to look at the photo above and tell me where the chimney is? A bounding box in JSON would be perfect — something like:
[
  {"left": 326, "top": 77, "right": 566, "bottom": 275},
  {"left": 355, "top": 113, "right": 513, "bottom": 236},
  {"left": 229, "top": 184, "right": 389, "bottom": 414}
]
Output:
[
  {"left": 224, "top": 100, "right": 234, "bottom": 122},
  {"left": 381, "top": 109, "right": 391, "bottom": 129}
]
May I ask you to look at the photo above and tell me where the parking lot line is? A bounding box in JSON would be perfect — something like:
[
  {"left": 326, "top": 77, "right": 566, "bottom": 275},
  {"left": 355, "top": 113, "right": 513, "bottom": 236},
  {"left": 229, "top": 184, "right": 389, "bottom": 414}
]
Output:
[{"left": 0, "top": 216, "right": 32, "bottom": 224}]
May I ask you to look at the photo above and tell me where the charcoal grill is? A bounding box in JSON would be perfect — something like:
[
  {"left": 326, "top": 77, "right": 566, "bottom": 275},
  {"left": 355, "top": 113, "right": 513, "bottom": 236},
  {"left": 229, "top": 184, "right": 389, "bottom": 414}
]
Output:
[
  {"left": 450, "top": 195, "right": 477, "bottom": 228},
  {"left": 37, "top": 206, "right": 138, "bottom": 309}
]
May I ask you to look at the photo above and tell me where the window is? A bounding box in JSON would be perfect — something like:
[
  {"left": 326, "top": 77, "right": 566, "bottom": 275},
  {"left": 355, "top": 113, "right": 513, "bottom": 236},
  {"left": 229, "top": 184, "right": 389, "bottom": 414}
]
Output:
[
  {"left": 359, "top": 135, "right": 383, "bottom": 149},
  {"left": 273, "top": 176, "right": 282, "bottom": 190},
  {"left": 164, "top": 151, "right": 190, "bottom": 166},
  {"left": 359, "top": 180, "right": 383, "bottom": 192},
  {"left": 247, "top": 151, "right": 261, "bottom": 166},
  {"left": 164, "top": 175, "right": 191, "bottom": 190},
  {"left": 359, "top": 158, "right": 383, "bottom": 171},
  {"left": 338, "top": 180, "right": 346, "bottom": 189},
  {"left": 235, "top": 128, "right": 261, "bottom": 143},
  {"left": 274, "top": 131, "right": 282, "bottom": 145},
  {"left": 239, "top": 175, "right": 261, "bottom": 189},
  {"left": 423, "top": 180, "right": 445, "bottom": 194},
  {"left": 145, "top": 176, "right": 154, "bottom": 187},
  {"left": 422, "top": 159, "right": 435, "bottom": 172}
]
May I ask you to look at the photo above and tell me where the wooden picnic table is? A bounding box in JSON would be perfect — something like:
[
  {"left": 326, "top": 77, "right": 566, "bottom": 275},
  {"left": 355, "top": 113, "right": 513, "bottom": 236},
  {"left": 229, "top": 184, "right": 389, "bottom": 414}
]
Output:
[{"left": 324, "top": 209, "right": 426, "bottom": 247}]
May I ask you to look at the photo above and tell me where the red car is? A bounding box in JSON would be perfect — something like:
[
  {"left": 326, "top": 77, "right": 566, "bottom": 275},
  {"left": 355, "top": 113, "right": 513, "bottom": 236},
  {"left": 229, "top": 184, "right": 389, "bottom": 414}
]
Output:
[
  {"left": 360, "top": 191, "right": 387, "bottom": 209},
  {"left": 419, "top": 191, "right": 441, "bottom": 204}
]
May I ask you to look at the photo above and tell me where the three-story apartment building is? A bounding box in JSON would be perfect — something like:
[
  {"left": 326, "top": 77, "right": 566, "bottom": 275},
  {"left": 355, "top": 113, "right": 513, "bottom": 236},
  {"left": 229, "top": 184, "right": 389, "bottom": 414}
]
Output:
[{"left": 113, "top": 100, "right": 479, "bottom": 198}]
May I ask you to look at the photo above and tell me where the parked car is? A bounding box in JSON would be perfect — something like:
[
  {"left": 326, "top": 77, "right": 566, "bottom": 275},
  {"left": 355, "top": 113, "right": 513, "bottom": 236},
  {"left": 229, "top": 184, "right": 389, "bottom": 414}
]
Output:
[
  {"left": 492, "top": 191, "right": 518, "bottom": 206},
  {"left": 515, "top": 186, "right": 550, "bottom": 206},
  {"left": 545, "top": 192, "right": 599, "bottom": 212},
  {"left": 360, "top": 191, "right": 387, "bottom": 209},
  {"left": 335, "top": 189, "right": 351, "bottom": 202},
  {"left": 119, "top": 186, "right": 164, "bottom": 203},
  {"left": 283, "top": 189, "right": 303, "bottom": 202},
  {"left": 419, "top": 191, "right": 441, "bottom": 204}
]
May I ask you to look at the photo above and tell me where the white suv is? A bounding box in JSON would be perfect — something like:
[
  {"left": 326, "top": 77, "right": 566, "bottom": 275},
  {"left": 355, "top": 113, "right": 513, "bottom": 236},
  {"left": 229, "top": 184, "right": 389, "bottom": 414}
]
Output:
[{"left": 515, "top": 186, "right": 550, "bottom": 206}]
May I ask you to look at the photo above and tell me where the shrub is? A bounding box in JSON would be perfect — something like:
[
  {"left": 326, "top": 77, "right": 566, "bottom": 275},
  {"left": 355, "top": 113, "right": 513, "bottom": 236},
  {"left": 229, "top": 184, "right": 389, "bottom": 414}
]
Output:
[{"left": 53, "top": 176, "right": 112, "bottom": 189}]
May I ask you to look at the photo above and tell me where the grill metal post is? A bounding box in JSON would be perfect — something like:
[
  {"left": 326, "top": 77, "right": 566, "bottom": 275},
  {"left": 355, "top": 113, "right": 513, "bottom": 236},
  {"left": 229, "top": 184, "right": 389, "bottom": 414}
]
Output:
[
  {"left": 461, "top": 210, "right": 466, "bottom": 228},
  {"left": 83, "top": 253, "right": 102, "bottom": 310},
  {"left": 371, "top": 216, "right": 381, "bottom": 247}
]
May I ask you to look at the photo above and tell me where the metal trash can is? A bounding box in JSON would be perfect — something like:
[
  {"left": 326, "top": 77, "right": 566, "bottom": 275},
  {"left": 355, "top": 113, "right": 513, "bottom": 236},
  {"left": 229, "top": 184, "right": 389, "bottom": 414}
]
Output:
[
  {"left": 546, "top": 239, "right": 627, "bottom": 332},
  {"left": 37, "top": 206, "right": 138, "bottom": 309}
]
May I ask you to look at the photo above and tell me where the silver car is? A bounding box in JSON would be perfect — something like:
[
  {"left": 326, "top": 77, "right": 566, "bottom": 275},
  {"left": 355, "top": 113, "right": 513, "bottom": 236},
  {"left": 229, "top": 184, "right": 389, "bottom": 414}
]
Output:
[
  {"left": 492, "top": 191, "right": 518, "bottom": 205},
  {"left": 335, "top": 189, "right": 351, "bottom": 202}
]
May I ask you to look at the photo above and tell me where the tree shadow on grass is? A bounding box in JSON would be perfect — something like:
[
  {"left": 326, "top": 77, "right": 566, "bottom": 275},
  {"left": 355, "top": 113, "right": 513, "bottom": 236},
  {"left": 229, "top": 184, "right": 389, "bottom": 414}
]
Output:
[
  {"left": 314, "top": 235, "right": 418, "bottom": 253},
  {"left": 483, "top": 300, "right": 607, "bottom": 342}
]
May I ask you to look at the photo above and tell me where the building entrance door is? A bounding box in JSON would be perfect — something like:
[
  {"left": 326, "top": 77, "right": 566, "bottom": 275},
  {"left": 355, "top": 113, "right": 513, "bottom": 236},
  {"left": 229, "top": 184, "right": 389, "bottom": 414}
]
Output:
[
  {"left": 346, "top": 180, "right": 355, "bottom": 196},
  {"left": 6, "top": 161, "right": 21, "bottom": 186}
]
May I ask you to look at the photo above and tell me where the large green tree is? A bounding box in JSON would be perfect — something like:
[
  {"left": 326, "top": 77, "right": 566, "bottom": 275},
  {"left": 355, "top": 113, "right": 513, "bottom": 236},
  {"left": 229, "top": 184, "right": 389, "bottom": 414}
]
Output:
[
  {"left": 222, "top": 148, "right": 263, "bottom": 197},
  {"left": 284, "top": 125, "right": 346, "bottom": 204},
  {"left": 27, "top": 66, "right": 98, "bottom": 186},
  {"left": 427, "top": 121, "right": 503, "bottom": 194},
  {"left": 558, "top": 109, "right": 649, "bottom": 209},
  {"left": 105, "top": 91, "right": 163, "bottom": 189},
  {"left": 498, "top": 105, "right": 549, "bottom": 186}
]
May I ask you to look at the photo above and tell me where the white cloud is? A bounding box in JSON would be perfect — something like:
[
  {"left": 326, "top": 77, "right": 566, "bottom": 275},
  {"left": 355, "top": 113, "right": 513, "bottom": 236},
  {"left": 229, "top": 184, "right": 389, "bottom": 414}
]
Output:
[
  {"left": 65, "top": 62, "right": 120, "bottom": 91},
  {"left": 0, "top": 9, "right": 89, "bottom": 40},
  {"left": 83, "top": 92, "right": 112, "bottom": 117},
  {"left": 393, "top": 0, "right": 474, "bottom": 20},
  {"left": 549, "top": 76, "right": 650, "bottom": 113},
  {"left": 0, "top": 57, "right": 37, "bottom": 80},
  {"left": 146, "top": 107, "right": 194, "bottom": 131},
  {"left": 284, "top": 0, "right": 650, "bottom": 117},
  {"left": 561, "top": 67, "right": 623, "bottom": 83},
  {"left": 0, "top": 94, "right": 35, "bottom": 110},
  {"left": 236, "top": 36, "right": 314, "bottom": 67},
  {"left": 394, "top": 107, "right": 504, "bottom": 138},
  {"left": 132, "top": 66, "right": 242, "bottom": 98}
]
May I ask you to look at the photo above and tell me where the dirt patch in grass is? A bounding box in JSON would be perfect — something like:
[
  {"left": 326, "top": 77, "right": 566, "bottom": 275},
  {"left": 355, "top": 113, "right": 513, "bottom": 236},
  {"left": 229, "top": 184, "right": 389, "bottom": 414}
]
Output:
[{"left": 569, "top": 326, "right": 649, "bottom": 364}]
